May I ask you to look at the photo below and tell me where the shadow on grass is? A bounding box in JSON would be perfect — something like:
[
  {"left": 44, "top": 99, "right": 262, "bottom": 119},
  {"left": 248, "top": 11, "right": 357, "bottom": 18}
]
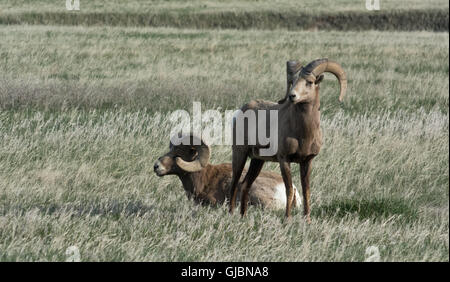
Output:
[
  {"left": 313, "top": 197, "right": 419, "bottom": 222},
  {"left": 58, "top": 200, "right": 155, "bottom": 219},
  {"left": 0, "top": 199, "right": 156, "bottom": 219}
]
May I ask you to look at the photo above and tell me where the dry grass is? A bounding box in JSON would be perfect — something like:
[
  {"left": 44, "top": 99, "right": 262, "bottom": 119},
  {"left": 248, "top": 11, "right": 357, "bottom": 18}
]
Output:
[
  {"left": 1, "top": 1, "right": 448, "bottom": 31},
  {"left": 0, "top": 108, "right": 447, "bottom": 261},
  {"left": 1, "top": 0, "right": 448, "bottom": 13},
  {"left": 0, "top": 26, "right": 448, "bottom": 113},
  {"left": 0, "top": 21, "right": 448, "bottom": 261}
]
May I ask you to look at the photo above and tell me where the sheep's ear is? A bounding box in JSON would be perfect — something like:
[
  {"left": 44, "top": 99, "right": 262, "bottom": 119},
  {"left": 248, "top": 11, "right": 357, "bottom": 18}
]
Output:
[{"left": 315, "top": 74, "right": 324, "bottom": 84}]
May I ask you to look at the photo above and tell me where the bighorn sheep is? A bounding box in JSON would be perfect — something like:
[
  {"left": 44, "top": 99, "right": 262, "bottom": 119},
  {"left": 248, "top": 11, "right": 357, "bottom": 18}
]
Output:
[
  {"left": 154, "top": 134, "right": 301, "bottom": 209},
  {"left": 229, "top": 58, "right": 347, "bottom": 221}
]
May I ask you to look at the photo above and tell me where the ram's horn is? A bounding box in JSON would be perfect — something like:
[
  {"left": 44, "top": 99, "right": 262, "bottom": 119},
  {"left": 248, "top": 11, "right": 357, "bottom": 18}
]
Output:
[
  {"left": 175, "top": 135, "right": 210, "bottom": 173},
  {"left": 300, "top": 58, "right": 347, "bottom": 101},
  {"left": 278, "top": 60, "right": 303, "bottom": 104}
]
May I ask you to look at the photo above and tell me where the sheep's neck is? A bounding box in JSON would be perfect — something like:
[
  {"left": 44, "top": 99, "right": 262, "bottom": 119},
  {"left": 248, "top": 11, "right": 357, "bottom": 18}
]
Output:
[
  {"left": 177, "top": 165, "right": 228, "bottom": 205},
  {"left": 178, "top": 172, "right": 197, "bottom": 196},
  {"left": 290, "top": 95, "right": 321, "bottom": 156},
  {"left": 292, "top": 98, "right": 320, "bottom": 129},
  {"left": 178, "top": 170, "right": 206, "bottom": 199}
]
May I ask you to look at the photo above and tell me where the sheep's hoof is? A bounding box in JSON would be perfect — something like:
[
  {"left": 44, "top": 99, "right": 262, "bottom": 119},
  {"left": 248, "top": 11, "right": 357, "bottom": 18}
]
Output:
[
  {"left": 280, "top": 214, "right": 293, "bottom": 225},
  {"left": 305, "top": 215, "right": 311, "bottom": 224},
  {"left": 284, "top": 211, "right": 291, "bottom": 218}
]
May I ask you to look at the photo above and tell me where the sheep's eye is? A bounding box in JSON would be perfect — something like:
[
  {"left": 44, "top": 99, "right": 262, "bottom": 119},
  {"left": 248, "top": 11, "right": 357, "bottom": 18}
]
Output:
[{"left": 306, "top": 81, "right": 313, "bottom": 86}]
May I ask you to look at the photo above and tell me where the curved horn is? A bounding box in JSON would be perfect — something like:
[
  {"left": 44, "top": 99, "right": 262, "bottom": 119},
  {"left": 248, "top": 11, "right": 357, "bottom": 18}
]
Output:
[
  {"left": 301, "top": 58, "right": 347, "bottom": 102},
  {"left": 175, "top": 135, "right": 211, "bottom": 173},
  {"left": 278, "top": 60, "right": 302, "bottom": 104}
]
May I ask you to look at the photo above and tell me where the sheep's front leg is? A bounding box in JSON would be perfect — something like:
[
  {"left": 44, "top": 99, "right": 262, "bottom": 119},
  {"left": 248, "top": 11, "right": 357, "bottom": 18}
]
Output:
[
  {"left": 300, "top": 158, "right": 313, "bottom": 223},
  {"left": 278, "top": 157, "right": 294, "bottom": 218},
  {"left": 240, "top": 159, "right": 264, "bottom": 217}
]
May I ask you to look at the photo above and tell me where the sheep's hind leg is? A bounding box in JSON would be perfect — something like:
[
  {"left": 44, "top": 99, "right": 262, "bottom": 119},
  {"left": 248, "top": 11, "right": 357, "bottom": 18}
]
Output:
[
  {"left": 300, "top": 158, "right": 313, "bottom": 223},
  {"left": 240, "top": 159, "right": 264, "bottom": 217},
  {"left": 229, "top": 149, "right": 248, "bottom": 214}
]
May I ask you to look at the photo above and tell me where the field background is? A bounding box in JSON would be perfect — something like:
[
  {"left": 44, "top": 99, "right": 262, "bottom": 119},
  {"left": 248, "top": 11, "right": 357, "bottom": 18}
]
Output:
[
  {"left": 1, "top": 0, "right": 448, "bottom": 30},
  {"left": 0, "top": 0, "right": 448, "bottom": 261}
]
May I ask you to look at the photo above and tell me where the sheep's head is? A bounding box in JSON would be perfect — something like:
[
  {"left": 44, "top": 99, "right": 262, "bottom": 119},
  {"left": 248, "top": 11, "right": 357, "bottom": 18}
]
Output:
[
  {"left": 278, "top": 58, "right": 347, "bottom": 105},
  {"left": 154, "top": 134, "right": 210, "bottom": 176}
]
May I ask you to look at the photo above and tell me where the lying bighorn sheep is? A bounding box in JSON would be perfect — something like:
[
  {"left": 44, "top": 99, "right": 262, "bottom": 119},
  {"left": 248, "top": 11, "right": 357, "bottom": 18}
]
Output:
[
  {"left": 229, "top": 58, "right": 347, "bottom": 221},
  {"left": 154, "top": 134, "right": 301, "bottom": 209}
]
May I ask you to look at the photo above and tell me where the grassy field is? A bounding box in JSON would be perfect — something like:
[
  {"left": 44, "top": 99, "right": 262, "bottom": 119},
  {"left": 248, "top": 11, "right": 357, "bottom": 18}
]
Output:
[
  {"left": 0, "top": 1, "right": 449, "bottom": 262},
  {"left": 1, "top": 26, "right": 448, "bottom": 113},
  {"left": 0, "top": 108, "right": 448, "bottom": 261},
  {"left": 1, "top": 0, "right": 448, "bottom": 13},
  {"left": 0, "top": 24, "right": 448, "bottom": 261},
  {"left": 1, "top": 0, "right": 448, "bottom": 30}
]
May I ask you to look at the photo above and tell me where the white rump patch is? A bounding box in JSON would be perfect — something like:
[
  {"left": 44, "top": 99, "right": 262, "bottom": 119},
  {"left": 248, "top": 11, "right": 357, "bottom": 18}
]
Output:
[{"left": 271, "top": 183, "right": 302, "bottom": 210}]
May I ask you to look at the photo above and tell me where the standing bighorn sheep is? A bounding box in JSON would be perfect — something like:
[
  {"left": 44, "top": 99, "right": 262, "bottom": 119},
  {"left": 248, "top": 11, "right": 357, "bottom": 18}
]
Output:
[
  {"left": 229, "top": 58, "right": 347, "bottom": 221},
  {"left": 154, "top": 134, "right": 301, "bottom": 209}
]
